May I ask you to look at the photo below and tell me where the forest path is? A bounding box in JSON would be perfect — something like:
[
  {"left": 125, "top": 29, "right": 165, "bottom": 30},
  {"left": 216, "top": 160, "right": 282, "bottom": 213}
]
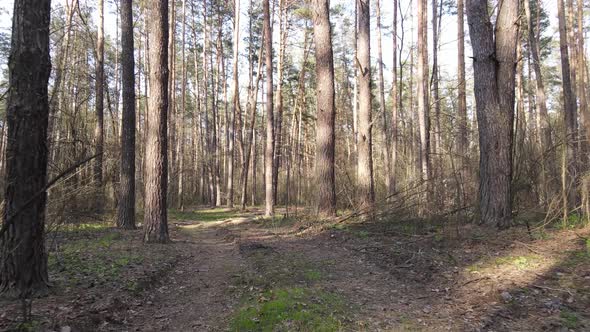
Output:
[
  {"left": 127, "top": 208, "right": 425, "bottom": 331},
  {"left": 127, "top": 210, "right": 262, "bottom": 331},
  {"left": 126, "top": 208, "right": 590, "bottom": 331}
]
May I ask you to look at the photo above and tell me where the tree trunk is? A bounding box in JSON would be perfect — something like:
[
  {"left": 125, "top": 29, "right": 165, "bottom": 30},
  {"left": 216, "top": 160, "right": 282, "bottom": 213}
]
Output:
[
  {"left": 313, "top": 0, "right": 337, "bottom": 217},
  {"left": 557, "top": 0, "right": 579, "bottom": 214},
  {"left": 117, "top": 0, "right": 136, "bottom": 229},
  {"left": 575, "top": 0, "right": 590, "bottom": 164},
  {"left": 417, "top": 0, "right": 431, "bottom": 199},
  {"left": 273, "top": 0, "right": 287, "bottom": 205},
  {"left": 168, "top": 0, "right": 177, "bottom": 206},
  {"left": 376, "top": 0, "right": 391, "bottom": 196},
  {"left": 391, "top": 0, "right": 399, "bottom": 195},
  {"left": 178, "top": 0, "right": 186, "bottom": 211},
  {"left": 524, "top": 0, "right": 552, "bottom": 205},
  {"left": 263, "top": 0, "right": 275, "bottom": 217},
  {"left": 457, "top": 0, "right": 468, "bottom": 205},
  {"left": 94, "top": 0, "right": 105, "bottom": 206},
  {"left": 227, "top": 0, "right": 240, "bottom": 208},
  {"left": 356, "top": 0, "right": 375, "bottom": 210},
  {"left": 0, "top": 0, "right": 51, "bottom": 296},
  {"left": 144, "top": 0, "right": 169, "bottom": 244},
  {"left": 466, "top": 0, "right": 519, "bottom": 228}
]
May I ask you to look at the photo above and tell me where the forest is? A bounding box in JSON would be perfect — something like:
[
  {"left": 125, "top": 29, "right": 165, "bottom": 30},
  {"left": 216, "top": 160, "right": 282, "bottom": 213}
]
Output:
[{"left": 0, "top": 0, "right": 590, "bottom": 330}]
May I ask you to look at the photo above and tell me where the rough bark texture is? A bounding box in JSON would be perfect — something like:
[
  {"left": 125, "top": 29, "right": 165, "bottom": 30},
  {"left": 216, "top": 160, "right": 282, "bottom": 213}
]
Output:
[
  {"left": 313, "top": 0, "right": 337, "bottom": 217},
  {"left": 0, "top": 0, "right": 52, "bottom": 295},
  {"left": 263, "top": 0, "right": 275, "bottom": 217},
  {"left": 417, "top": 0, "right": 430, "bottom": 192},
  {"left": 144, "top": 0, "right": 170, "bottom": 243},
  {"left": 391, "top": 0, "right": 398, "bottom": 195},
  {"left": 466, "top": 0, "right": 519, "bottom": 228},
  {"left": 524, "top": 0, "right": 552, "bottom": 203},
  {"left": 117, "top": 0, "right": 136, "bottom": 229},
  {"left": 94, "top": 0, "right": 105, "bottom": 200},
  {"left": 557, "top": 0, "right": 578, "bottom": 210},
  {"left": 457, "top": 0, "right": 468, "bottom": 200},
  {"left": 228, "top": 0, "right": 240, "bottom": 208},
  {"left": 376, "top": 0, "right": 391, "bottom": 196},
  {"left": 356, "top": 0, "right": 375, "bottom": 209}
]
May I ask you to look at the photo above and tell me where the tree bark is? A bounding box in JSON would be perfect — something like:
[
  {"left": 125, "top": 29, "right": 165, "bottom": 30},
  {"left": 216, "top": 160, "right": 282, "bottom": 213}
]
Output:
[
  {"left": 376, "top": 0, "right": 391, "bottom": 196},
  {"left": 457, "top": 0, "right": 468, "bottom": 204},
  {"left": 0, "top": 0, "right": 51, "bottom": 295},
  {"left": 557, "top": 0, "right": 579, "bottom": 213},
  {"left": 178, "top": 0, "right": 186, "bottom": 211},
  {"left": 227, "top": 0, "right": 240, "bottom": 208},
  {"left": 524, "top": 0, "right": 552, "bottom": 204},
  {"left": 94, "top": 0, "right": 105, "bottom": 204},
  {"left": 391, "top": 0, "right": 399, "bottom": 195},
  {"left": 417, "top": 0, "right": 431, "bottom": 198},
  {"left": 356, "top": 0, "right": 375, "bottom": 210},
  {"left": 263, "top": 0, "right": 275, "bottom": 217},
  {"left": 144, "top": 0, "right": 169, "bottom": 243},
  {"left": 466, "top": 0, "right": 519, "bottom": 228},
  {"left": 313, "top": 0, "right": 337, "bottom": 217},
  {"left": 117, "top": 0, "right": 136, "bottom": 229}
]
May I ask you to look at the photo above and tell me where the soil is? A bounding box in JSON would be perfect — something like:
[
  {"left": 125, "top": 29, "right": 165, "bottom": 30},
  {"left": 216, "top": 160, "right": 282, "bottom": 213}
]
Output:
[{"left": 1, "top": 207, "right": 589, "bottom": 331}]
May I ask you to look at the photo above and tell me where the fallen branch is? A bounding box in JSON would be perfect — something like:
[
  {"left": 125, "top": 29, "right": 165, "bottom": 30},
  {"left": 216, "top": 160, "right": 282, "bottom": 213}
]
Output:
[{"left": 531, "top": 284, "right": 574, "bottom": 297}]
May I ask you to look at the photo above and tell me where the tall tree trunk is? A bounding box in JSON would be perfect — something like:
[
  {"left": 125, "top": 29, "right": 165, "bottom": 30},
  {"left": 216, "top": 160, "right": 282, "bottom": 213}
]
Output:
[
  {"left": 557, "top": 0, "right": 579, "bottom": 214},
  {"left": 263, "top": 0, "right": 275, "bottom": 217},
  {"left": 376, "top": 0, "right": 391, "bottom": 196},
  {"left": 273, "top": 0, "right": 287, "bottom": 204},
  {"left": 144, "top": 0, "right": 169, "bottom": 243},
  {"left": 356, "top": 0, "right": 375, "bottom": 209},
  {"left": 94, "top": 0, "right": 105, "bottom": 205},
  {"left": 178, "top": 0, "right": 186, "bottom": 211},
  {"left": 228, "top": 0, "right": 240, "bottom": 208},
  {"left": 168, "top": 0, "right": 177, "bottom": 206},
  {"left": 575, "top": 0, "right": 590, "bottom": 163},
  {"left": 417, "top": 0, "right": 431, "bottom": 199},
  {"left": 391, "top": 0, "right": 399, "bottom": 195},
  {"left": 457, "top": 0, "right": 468, "bottom": 204},
  {"left": 117, "top": 0, "right": 136, "bottom": 229},
  {"left": 466, "top": 0, "right": 519, "bottom": 228},
  {"left": 431, "top": 0, "right": 441, "bottom": 194},
  {"left": 524, "top": 0, "right": 552, "bottom": 205},
  {"left": 313, "top": 0, "right": 337, "bottom": 217},
  {"left": 0, "top": 0, "right": 51, "bottom": 296}
]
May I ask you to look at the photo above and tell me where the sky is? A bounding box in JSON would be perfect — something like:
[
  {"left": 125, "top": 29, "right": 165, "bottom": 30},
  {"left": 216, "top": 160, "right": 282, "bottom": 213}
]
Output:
[{"left": 0, "top": 0, "right": 561, "bottom": 95}]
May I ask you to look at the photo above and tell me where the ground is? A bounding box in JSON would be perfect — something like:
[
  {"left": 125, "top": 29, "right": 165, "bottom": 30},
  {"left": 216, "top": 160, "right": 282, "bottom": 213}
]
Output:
[{"left": 1, "top": 207, "right": 589, "bottom": 331}]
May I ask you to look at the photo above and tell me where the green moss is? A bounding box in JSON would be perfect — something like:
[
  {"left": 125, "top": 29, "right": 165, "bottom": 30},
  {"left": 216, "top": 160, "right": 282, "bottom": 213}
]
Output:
[
  {"left": 560, "top": 309, "right": 580, "bottom": 329},
  {"left": 11, "top": 320, "right": 42, "bottom": 332},
  {"left": 356, "top": 230, "right": 370, "bottom": 239},
  {"left": 230, "top": 287, "right": 345, "bottom": 332},
  {"left": 303, "top": 269, "right": 322, "bottom": 281}
]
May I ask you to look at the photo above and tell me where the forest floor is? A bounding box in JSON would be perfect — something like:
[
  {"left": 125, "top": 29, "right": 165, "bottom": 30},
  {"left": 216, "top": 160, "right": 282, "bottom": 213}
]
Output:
[{"left": 1, "top": 207, "right": 590, "bottom": 331}]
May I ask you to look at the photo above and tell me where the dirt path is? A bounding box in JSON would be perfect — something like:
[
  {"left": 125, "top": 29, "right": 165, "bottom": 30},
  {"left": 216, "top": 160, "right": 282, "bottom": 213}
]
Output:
[
  {"left": 127, "top": 216, "right": 259, "bottom": 331},
  {"left": 124, "top": 210, "right": 590, "bottom": 331},
  {"left": 2, "top": 208, "right": 589, "bottom": 331}
]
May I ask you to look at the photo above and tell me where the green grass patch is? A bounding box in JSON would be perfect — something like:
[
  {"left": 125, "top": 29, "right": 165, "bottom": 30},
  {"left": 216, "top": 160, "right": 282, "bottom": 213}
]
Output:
[
  {"left": 54, "top": 222, "right": 111, "bottom": 234},
  {"left": 230, "top": 287, "right": 345, "bottom": 332},
  {"left": 560, "top": 309, "right": 580, "bottom": 329},
  {"left": 169, "top": 208, "right": 239, "bottom": 222},
  {"left": 48, "top": 232, "right": 142, "bottom": 287},
  {"left": 303, "top": 269, "right": 322, "bottom": 281},
  {"left": 467, "top": 254, "right": 541, "bottom": 272}
]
